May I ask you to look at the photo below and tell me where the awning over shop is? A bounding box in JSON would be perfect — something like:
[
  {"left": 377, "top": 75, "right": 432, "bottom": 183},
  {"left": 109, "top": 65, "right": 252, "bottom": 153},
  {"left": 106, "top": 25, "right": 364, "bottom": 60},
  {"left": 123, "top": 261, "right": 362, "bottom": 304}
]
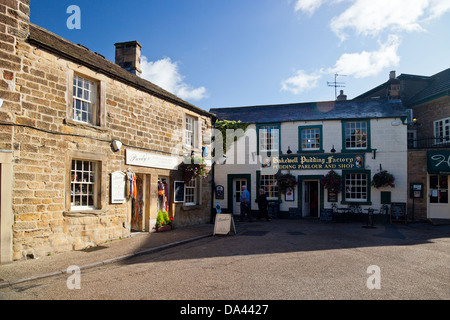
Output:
[{"left": 427, "top": 151, "right": 450, "bottom": 174}]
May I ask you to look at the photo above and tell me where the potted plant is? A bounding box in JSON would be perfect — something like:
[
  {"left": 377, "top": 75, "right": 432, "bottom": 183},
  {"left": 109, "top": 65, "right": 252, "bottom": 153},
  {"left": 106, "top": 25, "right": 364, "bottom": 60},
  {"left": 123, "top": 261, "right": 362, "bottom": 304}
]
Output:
[
  {"left": 321, "top": 170, "right": 342, "bottom": 193},
  {"left": 180, "top": 156, "right": 210, "bottom": 183},
  {"left": 372, "top": 170, "right": 395, "bottom": 188},
  {"left": 156, "top": 210, "right": 173, "bottom": 232},
  {"left": 275, "top": 173, "right": 298, "bottom": 194}
]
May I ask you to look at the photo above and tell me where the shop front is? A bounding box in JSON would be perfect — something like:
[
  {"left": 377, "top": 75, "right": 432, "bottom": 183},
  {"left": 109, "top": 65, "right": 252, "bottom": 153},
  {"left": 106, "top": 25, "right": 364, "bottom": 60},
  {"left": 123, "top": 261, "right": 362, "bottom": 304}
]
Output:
[
  {"left": 427, "top": 151, "right": 450, "bottom": 219},
  {"left": 124, "top": 150, "right": 179, "bottom": 233}
]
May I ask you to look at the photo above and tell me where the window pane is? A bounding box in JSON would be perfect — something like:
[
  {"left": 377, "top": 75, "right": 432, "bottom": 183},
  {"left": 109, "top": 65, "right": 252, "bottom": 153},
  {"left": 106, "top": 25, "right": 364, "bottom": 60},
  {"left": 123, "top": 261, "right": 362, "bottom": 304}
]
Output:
[
  {"left": 345, "top": 122, "right": 367, "bottom": 149},
  {"left": 71, "top": 160, "right": 97, "bottom": 209},
  {"left": 72, "top": 75, "right": 96, "bottom": 125},
  {"left": 301, "top": 128, "right": 320, "bottom": 150},
  {"left": 259, "top": 126, "right": 279, "bottom": 152},
  {"left": 345, "top": 173, "right": 367, "bottom": 201},
  {"left": 260, "top": 175, "right": 278, "bottom": 199},
  {"left": 185, "top": 116, "right": 195, "bottom": 147}
]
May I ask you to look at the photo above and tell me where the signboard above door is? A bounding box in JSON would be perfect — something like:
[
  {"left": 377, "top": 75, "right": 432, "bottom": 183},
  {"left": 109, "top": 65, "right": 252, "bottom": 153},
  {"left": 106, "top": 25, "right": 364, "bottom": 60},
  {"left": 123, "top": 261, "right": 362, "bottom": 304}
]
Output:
[
  {"left": 126, "top": 149, "right": 180, "bottom": 170},
  {"left": 427, "top": 151, "right": 450, "bottom": 174},
  {"left": 269, "top": 153, "right": 365, "bottom": 171}
]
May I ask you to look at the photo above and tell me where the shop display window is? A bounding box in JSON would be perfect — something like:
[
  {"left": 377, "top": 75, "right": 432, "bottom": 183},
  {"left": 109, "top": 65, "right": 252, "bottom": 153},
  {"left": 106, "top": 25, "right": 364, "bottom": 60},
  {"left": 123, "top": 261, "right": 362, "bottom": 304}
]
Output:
[{"left": 429, "top": 175, "right": 448, "bottom": 204}]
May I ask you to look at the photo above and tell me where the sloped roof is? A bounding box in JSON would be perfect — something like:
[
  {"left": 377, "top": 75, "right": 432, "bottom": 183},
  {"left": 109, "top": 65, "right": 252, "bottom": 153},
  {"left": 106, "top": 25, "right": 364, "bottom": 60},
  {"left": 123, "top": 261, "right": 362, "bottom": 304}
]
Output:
[
  {"left": 210, "top": 99, "right": 407, "bottom": 124},
  {"left": 406, "top": 68, "right": 450, "bottom": 106},
  {"left": 27, "top": 23, "right": 214, "bottom": 118},
  {"left": 353, "top": 68, "right": 450, "bottom": 107}
]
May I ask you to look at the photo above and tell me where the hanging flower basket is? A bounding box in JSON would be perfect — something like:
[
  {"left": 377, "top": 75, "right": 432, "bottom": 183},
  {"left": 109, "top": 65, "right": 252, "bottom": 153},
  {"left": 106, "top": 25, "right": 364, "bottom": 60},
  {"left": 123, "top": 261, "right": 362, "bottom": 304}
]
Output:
[
  {"left": 372, "top": 170, "right": 395, "bottom": 188},
  {"left": 321, "top": 170, "right": 342, "bottom": 193},
  {"left": 180, "top": 156, "right": 210, "bottom": 183},
  {"left": 275, "top": 173, "right": 298, "bottom": 193}
]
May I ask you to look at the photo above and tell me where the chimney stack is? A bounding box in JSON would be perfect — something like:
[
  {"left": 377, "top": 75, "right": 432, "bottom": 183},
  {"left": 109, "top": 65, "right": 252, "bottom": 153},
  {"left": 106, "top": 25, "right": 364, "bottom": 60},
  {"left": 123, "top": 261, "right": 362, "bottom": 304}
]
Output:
[
  {"left": 389, "top": 70, "right": 396, "bottom": 80},
  {"left": 114, "top": 41, "right": 142, "bottom": 77},
  {"left": 387, "top": 70, "right": 400, "bottom": 100},
  {"left": 337, "top": 90, "right": 347, "bottom": 101}
]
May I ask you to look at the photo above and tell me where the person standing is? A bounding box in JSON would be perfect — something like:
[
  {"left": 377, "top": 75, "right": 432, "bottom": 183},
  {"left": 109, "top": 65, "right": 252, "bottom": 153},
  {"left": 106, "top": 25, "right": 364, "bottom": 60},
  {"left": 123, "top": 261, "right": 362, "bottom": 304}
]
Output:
[
  {"left": 239, "top": 185, "right": 253, "bottom": 222},
  {"left": 256, "top": 189, "right": 271, "bottom": 221}
]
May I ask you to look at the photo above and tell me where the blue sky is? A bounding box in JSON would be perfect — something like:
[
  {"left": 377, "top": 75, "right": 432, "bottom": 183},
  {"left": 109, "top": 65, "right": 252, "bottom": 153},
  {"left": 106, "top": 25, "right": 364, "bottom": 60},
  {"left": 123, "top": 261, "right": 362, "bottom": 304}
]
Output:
[{"left": 30, "top": 0, "right": 450, "bottom": 111}]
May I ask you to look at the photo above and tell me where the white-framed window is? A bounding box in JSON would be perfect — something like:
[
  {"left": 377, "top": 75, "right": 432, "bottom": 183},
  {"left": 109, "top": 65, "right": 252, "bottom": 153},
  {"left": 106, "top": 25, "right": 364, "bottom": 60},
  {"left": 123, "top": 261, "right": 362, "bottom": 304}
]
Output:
[
  {"left": 72, "top": 74, "right": 97, "bottom": 125},
  {"left": 259, "top": 125, "right": 279, "bottom": 153},
  {"left": 71, "top": 159, "right": 98, "bottom": 210},
  {"left": 407, "top": 130, "right": 417, "bottom": 148},
  {"left": 184, "top": 178, "right": 198, "bottom": 205},
  {"left": 434, "top": 117, "right": 450, "bottom": 142},
  {"left": 185, "top": 115, "right": 195, "bottom": 148},
  {"left": 344, "top": 173, "right": 368, "bottom": 202},
  {"left": 260, "top": 174, "right": 278, "bottom": 199},
  {"left": 344, "top": 121, "right": 367, "bottom": 149},
  {"left": 301, "top": 127, "right": 321, "bottom": 150}
]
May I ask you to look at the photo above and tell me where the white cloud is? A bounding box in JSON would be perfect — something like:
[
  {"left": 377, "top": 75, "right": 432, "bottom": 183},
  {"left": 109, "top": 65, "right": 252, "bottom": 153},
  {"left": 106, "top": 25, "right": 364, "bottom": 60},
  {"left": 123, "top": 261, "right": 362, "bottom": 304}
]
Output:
[
  {"left": 281, "top": 70, "right": 322, "bottom": 94},
  {"left": 328, "top": 0, "right": 450, "bottom": 41},
  {"left": 281, "top": 35, "right": 401, "bottom": 95},
  {"left": 294, "top": 0, "right": 326, "bottom": 14},
  {"left": 427, "top": 0, "right": 450, "bottom": 20},
  {"left": 328, "top": 35, "right": 401, "bottom": 78},
  {"left": 140, "top": 56, "right": 207, "bottom": 101}
]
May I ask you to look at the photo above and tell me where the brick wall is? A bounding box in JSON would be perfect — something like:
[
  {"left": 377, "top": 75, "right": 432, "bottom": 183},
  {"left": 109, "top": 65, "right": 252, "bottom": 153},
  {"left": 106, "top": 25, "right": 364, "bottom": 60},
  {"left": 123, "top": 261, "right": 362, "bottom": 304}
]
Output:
[
  {"left": 407, "top": 150, "right": 428, "bottom": 221},
  {"left": 412, "top": 96, "right": 450, "bottom": 138}
]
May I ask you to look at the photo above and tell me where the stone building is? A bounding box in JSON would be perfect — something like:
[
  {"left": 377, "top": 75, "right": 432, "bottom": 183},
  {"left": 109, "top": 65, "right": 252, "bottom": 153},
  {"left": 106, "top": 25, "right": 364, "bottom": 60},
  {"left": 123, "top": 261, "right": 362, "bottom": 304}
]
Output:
[
  {"left": 355, "top": 69, "right": 450, "bottom": 222},
  {"left": 0, "top": 0, "right": 215, "bottom": 263},
  {"left": 211, "top": 99, "right": 409, "bottom": 221}
]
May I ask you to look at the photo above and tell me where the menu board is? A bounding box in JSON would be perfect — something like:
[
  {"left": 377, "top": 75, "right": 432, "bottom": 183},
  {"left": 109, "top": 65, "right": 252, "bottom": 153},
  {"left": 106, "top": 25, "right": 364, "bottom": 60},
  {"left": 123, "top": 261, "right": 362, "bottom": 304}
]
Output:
[
  {"left": 320, "top": 208, "right": 333, "bottom": 221},
  {"left": 390, "top": 203, "right": 407, "bottom": 224},
  {"left": 111, "top": 171, "right": 126, "bottom": 204}
]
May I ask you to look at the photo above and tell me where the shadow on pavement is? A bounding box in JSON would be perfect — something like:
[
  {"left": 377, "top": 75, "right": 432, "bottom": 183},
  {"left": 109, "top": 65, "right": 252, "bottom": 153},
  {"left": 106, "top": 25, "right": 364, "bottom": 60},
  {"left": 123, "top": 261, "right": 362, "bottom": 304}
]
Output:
[{"left": 120, "top": 218, "right": 450, "bottom": 265}]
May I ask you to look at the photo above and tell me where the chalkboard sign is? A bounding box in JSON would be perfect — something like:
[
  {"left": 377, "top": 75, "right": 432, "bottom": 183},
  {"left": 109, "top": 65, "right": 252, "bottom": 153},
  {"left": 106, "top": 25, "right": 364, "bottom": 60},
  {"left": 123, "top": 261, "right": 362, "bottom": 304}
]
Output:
[
  {"left": 320, "top": 208, "right": 333, "bottom": 221},
  {"left": 174, "top": 181, "right": 185, "bottom": 203},
  {"left": 390, "top": 202, "right": 407, "bottom": 224}
]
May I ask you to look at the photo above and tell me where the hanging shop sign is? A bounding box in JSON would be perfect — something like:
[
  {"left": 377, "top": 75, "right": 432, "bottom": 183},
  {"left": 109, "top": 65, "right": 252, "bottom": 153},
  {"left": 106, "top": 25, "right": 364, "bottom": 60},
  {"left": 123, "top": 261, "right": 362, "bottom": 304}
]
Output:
[
  {"left": 269, "top": 153, "right": 365, "bottom": 171},
  {"left": 111, "top": 171, "right": 126, "bottom": 204},
  {"left": 126, "top": 149, "right": 179, "bottom": 170},
  {"left": 427, "top": 151, "right": 450, "bottom": 174}
]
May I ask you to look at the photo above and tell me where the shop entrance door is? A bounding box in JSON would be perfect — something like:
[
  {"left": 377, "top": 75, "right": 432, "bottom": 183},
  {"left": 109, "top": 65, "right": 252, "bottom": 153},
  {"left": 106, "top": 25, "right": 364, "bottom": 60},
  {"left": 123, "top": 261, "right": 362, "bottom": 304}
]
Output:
[
  {"left": 233, "top": 178, "right": 247, "bottom": 216},
  {"left": 429, "top": 175, "right": 449, "bottom": 219},
  {"left": 303, "top": 180, "right": 319, "bottom": 217},
  {"left": 131, "top": 175, "right": 144, "bottom": 231}
]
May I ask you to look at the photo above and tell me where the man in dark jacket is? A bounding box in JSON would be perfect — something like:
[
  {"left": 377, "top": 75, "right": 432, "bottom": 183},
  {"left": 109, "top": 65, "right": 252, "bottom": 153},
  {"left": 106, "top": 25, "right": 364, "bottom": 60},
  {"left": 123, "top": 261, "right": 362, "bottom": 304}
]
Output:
[{"left": 256, "top": 189, "right": 271, "bottom": 221}]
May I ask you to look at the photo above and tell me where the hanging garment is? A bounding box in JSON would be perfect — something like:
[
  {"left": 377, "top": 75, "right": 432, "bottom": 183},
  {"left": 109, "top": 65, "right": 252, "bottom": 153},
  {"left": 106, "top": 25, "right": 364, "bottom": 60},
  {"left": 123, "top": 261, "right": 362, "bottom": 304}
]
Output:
[
  {"left": 163, "top": 182, "right": 169, "bottom": 212},
  {"left": 158, "top": 181, "right": 163, "bottom": 211},
  {"left": 127, "top": 169, "right": 137, "bottom": 199}
]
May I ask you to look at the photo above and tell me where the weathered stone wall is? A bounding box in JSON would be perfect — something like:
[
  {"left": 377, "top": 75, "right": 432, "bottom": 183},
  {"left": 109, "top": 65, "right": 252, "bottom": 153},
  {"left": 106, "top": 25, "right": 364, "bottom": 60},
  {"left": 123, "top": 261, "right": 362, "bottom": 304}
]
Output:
[{"left": 0, "top": 0, "right": 213, "bottom": 261}]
